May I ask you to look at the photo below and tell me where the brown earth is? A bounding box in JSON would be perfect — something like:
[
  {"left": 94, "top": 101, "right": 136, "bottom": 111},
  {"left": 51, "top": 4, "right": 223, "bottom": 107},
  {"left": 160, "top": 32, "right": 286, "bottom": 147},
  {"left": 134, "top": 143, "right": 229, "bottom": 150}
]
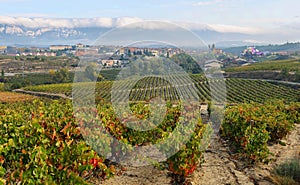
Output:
[{"left": 92, "top": 124, "right": 300, "bottom": 185}]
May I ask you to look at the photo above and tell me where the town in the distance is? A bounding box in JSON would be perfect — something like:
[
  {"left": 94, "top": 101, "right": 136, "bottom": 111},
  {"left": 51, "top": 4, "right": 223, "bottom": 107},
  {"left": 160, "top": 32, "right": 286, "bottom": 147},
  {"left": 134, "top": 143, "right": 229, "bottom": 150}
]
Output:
[{"left": 0, "top": 42, "right": 299, "bottom": 72}]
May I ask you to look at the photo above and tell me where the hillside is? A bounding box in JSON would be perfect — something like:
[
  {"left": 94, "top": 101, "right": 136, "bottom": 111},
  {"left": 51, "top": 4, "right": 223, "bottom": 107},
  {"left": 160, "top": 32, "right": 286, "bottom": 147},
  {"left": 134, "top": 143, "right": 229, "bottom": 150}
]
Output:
[
  {"left": 225, "top": 59, "right": 300, "bottom": 72},
  {"left": 223, "top": 42, "right": 300, "bottom": 56},
  {"left": 224, "top": 59, "right": 300, "bottom": 83}
]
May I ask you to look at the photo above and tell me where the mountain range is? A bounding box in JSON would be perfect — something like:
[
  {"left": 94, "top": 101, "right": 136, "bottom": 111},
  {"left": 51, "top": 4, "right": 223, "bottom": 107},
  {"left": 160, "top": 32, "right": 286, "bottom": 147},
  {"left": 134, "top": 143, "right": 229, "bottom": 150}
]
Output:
[{"left": 0, "top": 16, "right": 292, "bottom": 47}]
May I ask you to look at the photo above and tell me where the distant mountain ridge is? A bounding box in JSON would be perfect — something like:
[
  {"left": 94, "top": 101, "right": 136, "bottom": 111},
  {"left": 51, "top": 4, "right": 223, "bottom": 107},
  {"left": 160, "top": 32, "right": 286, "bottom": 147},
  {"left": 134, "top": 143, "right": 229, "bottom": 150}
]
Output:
[
  {"left": 0, "top": 24, "right": 112, "bottom": 45},
  {"left": 0, "top": 16, "right": 290, "bottom": 47}
]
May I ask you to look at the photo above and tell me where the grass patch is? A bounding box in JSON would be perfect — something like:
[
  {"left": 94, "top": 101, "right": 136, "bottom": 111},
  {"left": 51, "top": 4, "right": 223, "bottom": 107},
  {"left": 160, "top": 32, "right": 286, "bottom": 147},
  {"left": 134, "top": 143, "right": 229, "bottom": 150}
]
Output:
[{"left": 270, "top": 157, "right": 300, "bottom": 185}]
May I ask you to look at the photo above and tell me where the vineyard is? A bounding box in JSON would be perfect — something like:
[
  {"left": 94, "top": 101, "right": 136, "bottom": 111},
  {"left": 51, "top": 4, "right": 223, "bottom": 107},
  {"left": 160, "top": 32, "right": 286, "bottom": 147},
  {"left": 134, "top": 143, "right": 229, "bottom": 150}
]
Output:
[
  {"left": 1, "top": 74, "right": 299, "bottom": 184},
  {"left": 0, "top": 99, "right": 211, "bottom": 184},
  {"left": 0, "top": 97, "right": 299, "bottom": 184},
  {"left": 0, "top": 92, "right": 37, "bottom": 103},
  {"left": 23, "top": 76, "right": 300, "bottom": 103},
  {"left": 0, "top": 100, "right": 112, "bottom": 184}
]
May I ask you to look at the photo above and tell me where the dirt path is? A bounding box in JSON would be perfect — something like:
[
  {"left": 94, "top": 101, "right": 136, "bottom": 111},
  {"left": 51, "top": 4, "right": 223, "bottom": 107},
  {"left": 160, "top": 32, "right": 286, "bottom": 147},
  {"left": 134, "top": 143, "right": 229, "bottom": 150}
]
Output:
[
  {"left": 95, "top": 124, "right": 300, "bottom": 185},
  {"left": 191, "top": 135, "right": 254, "bottom": 185},
  {"left": 98, "top": 166, "right": 172, "bottom": 185},
  {"left": 13, "top": 89, "right": 72, "bottom": 100}
]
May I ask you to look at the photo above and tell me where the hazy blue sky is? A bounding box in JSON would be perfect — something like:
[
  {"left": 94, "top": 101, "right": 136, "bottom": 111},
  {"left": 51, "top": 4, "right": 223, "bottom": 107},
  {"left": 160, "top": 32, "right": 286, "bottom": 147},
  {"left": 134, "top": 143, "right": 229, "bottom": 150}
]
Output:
[
  {"left": 1, "top": 0, "right": 299, "bottom": 27},
  {"left": 1, "top": 0, "right": 300, "bottom": 44}
]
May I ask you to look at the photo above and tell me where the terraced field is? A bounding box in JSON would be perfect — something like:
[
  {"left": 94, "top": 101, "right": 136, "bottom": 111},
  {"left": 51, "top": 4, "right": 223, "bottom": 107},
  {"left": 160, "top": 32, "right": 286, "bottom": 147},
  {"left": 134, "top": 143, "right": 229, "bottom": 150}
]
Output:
[
  {"left": 23, "top": 76, "right": 300, "bottom": 103},
  {"left": 0, "top": 92, "right": 37, "bottom": 103}
]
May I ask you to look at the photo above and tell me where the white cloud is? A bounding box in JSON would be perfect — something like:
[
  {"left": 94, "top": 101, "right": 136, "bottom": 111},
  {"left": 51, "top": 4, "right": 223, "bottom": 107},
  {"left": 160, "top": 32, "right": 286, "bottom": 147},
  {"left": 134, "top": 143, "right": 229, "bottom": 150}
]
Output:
[
  {"left": 0, "top": 16, "right": 267, "bottom": 35},
  {"left": 207, "top": 24, "right": 265, "bottom": 34},
  {"left": 0, "top": 16, "right": 143, "bottom": 29},
  {"left": 122, "top": 20, "right": 183, "bottom": 30},
  {"left": 115, "top": 17, "right": 143, "bottom": 27},
  {"left": 175, "top": 21, "right": 209, "bottom": 30},
  {"left": 192, "top": 1, "right": 212, "bottom": 6},
  {"left": 176, "top": 21, "right": 265, "bottom": 35},
  {"left": 192, "top": 0, "right": 225, "bottom": 6}
]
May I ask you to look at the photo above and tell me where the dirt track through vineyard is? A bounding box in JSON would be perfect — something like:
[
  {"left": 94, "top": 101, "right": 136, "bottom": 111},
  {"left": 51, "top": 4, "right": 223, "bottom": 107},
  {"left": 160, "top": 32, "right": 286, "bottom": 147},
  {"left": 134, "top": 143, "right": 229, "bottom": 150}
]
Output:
[{"left": 97, "top": 124, "right": 300, "bottom": 185}]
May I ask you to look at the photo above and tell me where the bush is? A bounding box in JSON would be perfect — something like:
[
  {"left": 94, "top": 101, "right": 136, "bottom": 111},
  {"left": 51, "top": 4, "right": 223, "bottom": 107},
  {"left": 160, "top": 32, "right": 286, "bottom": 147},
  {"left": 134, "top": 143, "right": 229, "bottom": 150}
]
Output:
[
  {"left": 89, "top": 102, "right": 211, "bottom": 176},
  {"left": 221, "top": 100, "right": 298, "bottom": 163},
  {"left": 0, "top": 83, "right": 4, "bottom": 92},
  {"left": 166, "top": 120, "right": 212, "bottom": 176},
  {"left": 0, "top": 100, "right": 114, "bottom": 184}
]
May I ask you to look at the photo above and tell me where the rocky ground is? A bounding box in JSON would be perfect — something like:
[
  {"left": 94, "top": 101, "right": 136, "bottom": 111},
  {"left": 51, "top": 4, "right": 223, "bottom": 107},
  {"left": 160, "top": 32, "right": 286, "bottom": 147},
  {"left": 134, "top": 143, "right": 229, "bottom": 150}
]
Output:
[{"left": 93, "top": 124, "right": 300, "bottom": 185}]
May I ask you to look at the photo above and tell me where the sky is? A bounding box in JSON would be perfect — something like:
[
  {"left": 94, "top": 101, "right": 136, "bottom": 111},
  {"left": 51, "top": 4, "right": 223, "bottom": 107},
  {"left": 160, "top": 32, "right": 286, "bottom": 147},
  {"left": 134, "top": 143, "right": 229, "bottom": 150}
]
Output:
[
  {"left": 1, "top": 0, "right": 298, "bottom": 26},
  {"left": 0, "top": 0, "right": 300, "bottom": 44}
]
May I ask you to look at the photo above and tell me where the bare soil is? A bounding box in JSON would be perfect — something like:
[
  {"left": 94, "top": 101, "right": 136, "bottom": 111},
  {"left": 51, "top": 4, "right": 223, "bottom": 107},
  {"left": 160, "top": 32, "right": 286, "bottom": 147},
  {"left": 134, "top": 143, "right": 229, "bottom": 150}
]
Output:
[{"left": 93, "top": 124, "right": 300, "bottom": 185}]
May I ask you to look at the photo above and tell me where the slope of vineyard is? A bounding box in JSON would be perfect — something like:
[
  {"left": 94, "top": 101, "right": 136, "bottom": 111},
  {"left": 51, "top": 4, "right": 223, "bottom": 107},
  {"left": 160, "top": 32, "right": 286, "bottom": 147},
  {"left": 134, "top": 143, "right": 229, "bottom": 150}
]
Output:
[
  {"left": 0, "top": 92, "right": 37, "bottom": 103},
  {"left": 23, "top": 76, "right": 300, "bottom": 104}
]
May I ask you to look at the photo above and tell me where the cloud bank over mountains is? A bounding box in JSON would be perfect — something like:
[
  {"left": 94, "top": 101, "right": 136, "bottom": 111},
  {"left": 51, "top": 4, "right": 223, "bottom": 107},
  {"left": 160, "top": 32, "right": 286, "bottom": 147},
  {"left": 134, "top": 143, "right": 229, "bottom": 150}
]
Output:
[
  {"left": 0, "top": 16, "right": 298, "bottom": 47},
  {"left": 0, "top": 16, "right": 264, "bottom": 34},
  {"left": 0, "top": 16, "right": 143, "bottom": 28}
]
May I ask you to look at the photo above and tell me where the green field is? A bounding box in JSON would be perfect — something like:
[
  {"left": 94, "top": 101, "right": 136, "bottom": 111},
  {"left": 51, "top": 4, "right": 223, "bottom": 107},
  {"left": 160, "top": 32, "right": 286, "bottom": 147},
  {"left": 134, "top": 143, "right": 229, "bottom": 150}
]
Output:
[{"left": 23, "top": 75, "right": 300, "bottom": 104}]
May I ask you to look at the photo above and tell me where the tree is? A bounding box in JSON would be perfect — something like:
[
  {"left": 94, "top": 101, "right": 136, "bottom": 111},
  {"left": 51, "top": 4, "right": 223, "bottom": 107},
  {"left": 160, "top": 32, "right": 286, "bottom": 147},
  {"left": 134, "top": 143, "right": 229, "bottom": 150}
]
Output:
[
  {"left": 130, "top": 63, "right": 138, "bottom": 75},
  {"left": 295, "top": 70, "right": 300, "bottom": 82},
  {"left": 212, "top": 44, "right": 215, "bottom": 49},
  {"left": 49, "top": 69, "right": 56, "bottom": 76},
  {"left": 281, "top": 67, "right": 289, "bottom": 78},
  {"left": 84, "top": 65, "right": 97, "bottom": 81},
  {"left": 128, "top": 50, "right": 132, "bottom": 57},
  {"left": 171, "top": 53, "right": 202, "bottom": 74},
  {"left": 97, "top": 74, "right": 104, "bottom": 82},
  {"left": 53, "top": 68, "right": 69, "bottom": 83},
  {"left": 1, "top": 69, "right": 4, "bottom": 81}
]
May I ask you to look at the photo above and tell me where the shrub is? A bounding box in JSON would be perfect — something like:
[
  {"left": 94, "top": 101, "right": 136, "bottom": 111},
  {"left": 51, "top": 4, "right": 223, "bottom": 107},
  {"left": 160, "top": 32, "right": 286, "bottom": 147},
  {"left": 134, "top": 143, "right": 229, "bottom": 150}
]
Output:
[
  {"left": 0, "top": 100, "right": 113, "bottom": 184},
  {"left": 221, "top": 100, "right": 298, "bottom": 163},
  {"left": 0, "top": 83, "right": 4, "bottom": 92},
  {"left": 90, "top": 102, "right": 211, "bottom": 176},
  {"left": 166, "top": 120, "right": 212, "bottom": 176}
]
